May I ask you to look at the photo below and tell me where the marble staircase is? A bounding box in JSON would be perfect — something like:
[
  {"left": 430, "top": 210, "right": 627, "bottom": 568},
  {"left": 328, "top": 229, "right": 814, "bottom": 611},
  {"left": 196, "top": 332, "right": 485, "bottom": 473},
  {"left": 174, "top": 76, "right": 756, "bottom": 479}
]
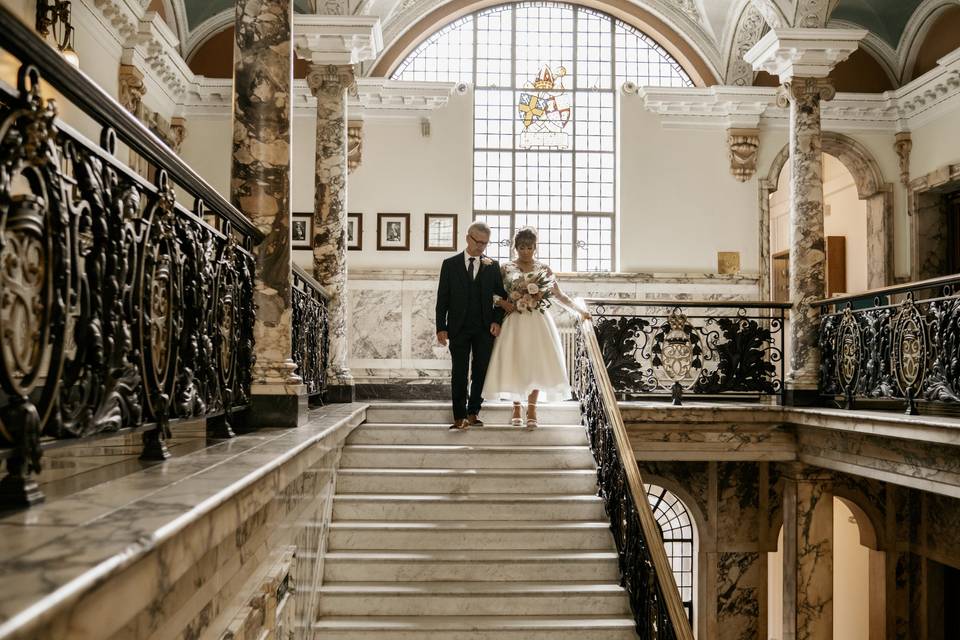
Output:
[{"left": 314, "top": 402, "right": 639, "bottom": 639}]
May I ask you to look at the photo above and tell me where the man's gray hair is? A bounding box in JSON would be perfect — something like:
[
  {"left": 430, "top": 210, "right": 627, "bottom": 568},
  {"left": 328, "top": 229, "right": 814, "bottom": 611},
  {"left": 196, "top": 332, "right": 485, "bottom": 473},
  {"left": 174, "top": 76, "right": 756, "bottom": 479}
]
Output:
[{"left": 467, "top": 220, "right": 491, "bottom": 236}]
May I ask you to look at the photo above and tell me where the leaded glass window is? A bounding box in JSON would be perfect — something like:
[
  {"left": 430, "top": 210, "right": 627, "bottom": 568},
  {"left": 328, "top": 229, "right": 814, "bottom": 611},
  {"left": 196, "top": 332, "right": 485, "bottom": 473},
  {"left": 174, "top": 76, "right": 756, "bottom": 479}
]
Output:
[
  {"left": 392, "top": 1, "right": 693, "bottom": 271},
  {"left": 647, "top": 483, "right": 696, "bottom": 625}
]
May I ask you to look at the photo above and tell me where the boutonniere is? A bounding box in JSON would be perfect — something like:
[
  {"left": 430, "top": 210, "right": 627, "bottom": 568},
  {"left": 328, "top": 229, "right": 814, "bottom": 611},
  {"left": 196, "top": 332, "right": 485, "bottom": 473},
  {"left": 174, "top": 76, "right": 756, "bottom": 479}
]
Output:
[{"left": 481, "top": 257, "right": 494, "bottom": 266}]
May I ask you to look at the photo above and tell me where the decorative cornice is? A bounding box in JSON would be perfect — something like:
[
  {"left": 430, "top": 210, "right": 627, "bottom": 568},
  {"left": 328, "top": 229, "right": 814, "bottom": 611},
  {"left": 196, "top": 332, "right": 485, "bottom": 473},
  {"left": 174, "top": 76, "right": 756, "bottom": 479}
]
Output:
[
  {"left": 182, "top": 77, "right": 458, "bottom": 119},
  {"left": 744, "top": 27, "right": 867, "bottom": 81},
  {"left": 724, "top": 3, "right": 768, "bottom": 86},
  {"left": 628, "top": 85, "right": 774, "bottom": 128},
  {"left": 625, "top": 48, "right": 960, "bottom": 131},
  {"left": 294, "top": 15, "right": 383, "bottom": 65}
]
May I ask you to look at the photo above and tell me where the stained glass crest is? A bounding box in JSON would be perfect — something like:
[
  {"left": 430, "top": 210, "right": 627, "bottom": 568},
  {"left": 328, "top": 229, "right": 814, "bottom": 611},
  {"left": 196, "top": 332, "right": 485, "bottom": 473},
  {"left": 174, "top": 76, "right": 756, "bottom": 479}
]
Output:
[{"left": 518, "top": 65, "right": 572, "bottom": 149}]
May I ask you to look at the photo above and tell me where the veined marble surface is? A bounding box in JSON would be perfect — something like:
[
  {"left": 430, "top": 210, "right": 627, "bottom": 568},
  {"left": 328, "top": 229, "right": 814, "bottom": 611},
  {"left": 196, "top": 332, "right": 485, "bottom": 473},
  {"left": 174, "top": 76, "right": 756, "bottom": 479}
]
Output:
[
  {"left": 347, "top": 270, "right": 760, "bottom": 383},
  {"left": 0, "top": 404, "right": 365, "bottom": 639}
]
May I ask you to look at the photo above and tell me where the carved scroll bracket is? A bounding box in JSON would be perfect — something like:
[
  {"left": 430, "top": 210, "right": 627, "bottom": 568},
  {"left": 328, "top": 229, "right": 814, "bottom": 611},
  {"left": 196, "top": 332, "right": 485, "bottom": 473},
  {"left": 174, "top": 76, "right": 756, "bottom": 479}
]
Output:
[
  {"left": 347, "top": 119, "right": 363, "bottom": 173},
  {"left": 728, "top": 127, "right": 760, "bottom": 182},
  {"left": 894, "top": 131, "right": 912, "bottom": 186}
]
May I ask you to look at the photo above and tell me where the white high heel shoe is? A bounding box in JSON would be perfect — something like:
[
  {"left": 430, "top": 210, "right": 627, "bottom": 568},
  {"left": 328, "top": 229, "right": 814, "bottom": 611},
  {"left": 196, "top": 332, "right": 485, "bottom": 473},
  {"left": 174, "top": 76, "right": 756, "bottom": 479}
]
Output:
[{"left": 510, "top": 403, "right": 523, "bottom": 427}]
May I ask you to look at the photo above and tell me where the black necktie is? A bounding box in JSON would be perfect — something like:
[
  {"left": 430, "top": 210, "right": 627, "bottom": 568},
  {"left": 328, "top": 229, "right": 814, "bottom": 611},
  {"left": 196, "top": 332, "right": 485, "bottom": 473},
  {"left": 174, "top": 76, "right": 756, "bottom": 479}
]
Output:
[{"left": 468, "top": 257, "right": 475, "bottom": 280}]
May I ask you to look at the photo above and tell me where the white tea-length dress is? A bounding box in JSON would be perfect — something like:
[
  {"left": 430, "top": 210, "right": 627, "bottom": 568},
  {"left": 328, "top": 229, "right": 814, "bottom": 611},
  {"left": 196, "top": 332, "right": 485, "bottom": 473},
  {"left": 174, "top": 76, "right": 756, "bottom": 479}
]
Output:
[{"left": 482, "top": 262, "right": 576, "bottom": 402}]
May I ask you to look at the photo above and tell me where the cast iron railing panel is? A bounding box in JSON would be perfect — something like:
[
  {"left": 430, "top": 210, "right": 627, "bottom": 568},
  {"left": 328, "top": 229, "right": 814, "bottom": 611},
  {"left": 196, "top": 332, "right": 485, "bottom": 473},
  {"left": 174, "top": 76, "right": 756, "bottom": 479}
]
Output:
[
  {"left": 0, "top": 6, "right": 262, "bottom": 508},
  {"left": 292, "top": 265, "right": 329, "bottom": 399},
  {"left": 816, "top": 274, "right": 960, "bottom": 413},
  {"left": 574, "top": 317, "right": 695, "bottom": 640},
  {"left": 588, "top": 299, "right": 788, "bottom": 404}
]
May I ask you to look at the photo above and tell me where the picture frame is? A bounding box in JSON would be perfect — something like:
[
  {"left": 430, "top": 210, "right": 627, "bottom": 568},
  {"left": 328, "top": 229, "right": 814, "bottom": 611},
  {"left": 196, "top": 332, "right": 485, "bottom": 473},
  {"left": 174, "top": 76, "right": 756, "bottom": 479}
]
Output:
[
  {"left": 424, "top": 214, "right": 458, "bottom": 252},
  {"left": 377, "top": 213, "right": 410, "bottom": 251},
  {"left": 291, "top": 214, "right": 312, "bottom": 250},
  {"left": 347, "top": 212, "right": 363, "bottom": 251}
]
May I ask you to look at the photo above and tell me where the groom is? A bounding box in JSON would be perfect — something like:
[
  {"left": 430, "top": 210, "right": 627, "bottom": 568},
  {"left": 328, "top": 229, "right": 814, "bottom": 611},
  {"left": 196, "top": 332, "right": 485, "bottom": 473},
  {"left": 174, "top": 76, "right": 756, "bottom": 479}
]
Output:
[{"left": 436, "top": 221, "right": 507, "bottom": 430}]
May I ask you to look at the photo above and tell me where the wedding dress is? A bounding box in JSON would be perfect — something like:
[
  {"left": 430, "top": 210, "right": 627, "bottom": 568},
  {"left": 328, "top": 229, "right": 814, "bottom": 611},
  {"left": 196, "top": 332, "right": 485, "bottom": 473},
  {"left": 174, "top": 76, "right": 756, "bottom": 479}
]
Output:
[{"left": 481, "top": 261, "right": 575, "bottom": 402}]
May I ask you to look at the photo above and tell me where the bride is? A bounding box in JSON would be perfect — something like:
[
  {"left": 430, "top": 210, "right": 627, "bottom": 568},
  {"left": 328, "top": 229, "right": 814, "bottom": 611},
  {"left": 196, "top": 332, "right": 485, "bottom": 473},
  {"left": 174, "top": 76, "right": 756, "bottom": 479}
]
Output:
[{"left": 481, "top": 226, "right": 591, "bottom": 428}]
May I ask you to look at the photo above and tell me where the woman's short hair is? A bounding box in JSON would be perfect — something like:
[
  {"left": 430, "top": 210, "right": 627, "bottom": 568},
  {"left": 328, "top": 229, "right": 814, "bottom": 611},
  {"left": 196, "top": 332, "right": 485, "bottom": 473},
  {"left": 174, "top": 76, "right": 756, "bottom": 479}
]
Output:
[{"left": 513, "top": 226, "right": 538, "bottom": 248}]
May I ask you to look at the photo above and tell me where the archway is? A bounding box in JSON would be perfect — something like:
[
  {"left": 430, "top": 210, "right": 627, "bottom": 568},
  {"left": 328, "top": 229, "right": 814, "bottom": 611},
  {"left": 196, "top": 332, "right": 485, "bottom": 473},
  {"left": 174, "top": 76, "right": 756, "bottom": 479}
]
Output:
[
  {"left": 758, "top": 133, "right": 894, "bottom": 300},
  {"left": 767, "top": 495, "right": 886, "bottom": 639}
]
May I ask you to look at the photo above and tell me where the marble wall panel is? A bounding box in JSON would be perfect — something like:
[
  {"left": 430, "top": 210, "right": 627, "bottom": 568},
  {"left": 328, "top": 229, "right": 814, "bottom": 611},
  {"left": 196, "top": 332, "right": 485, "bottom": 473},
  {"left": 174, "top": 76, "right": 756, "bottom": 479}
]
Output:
[
  {"left": 410, "top": 288, "right": 449, "bottom": 361},
  {"left": 349, "top": 288, "right": 402, "bottom": 359},
  {"left": 717, "top": 463, "right": 761, "bottom": 545},
  {"left": 716, "top": 551, "right": 762, "bottom": 640},
  {"left": 925, "top": 493, "right": 960, "bottom": 566},
  {"left": 638, "top": 461, "right": 711, "bottom": 524}
]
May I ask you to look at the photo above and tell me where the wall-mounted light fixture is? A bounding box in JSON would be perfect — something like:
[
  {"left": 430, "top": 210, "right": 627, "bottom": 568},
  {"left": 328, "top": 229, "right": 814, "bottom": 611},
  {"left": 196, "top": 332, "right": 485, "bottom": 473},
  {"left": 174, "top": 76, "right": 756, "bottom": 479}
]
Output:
[{"left": 36, "top": 0, "right": 79, "bottom": 66}]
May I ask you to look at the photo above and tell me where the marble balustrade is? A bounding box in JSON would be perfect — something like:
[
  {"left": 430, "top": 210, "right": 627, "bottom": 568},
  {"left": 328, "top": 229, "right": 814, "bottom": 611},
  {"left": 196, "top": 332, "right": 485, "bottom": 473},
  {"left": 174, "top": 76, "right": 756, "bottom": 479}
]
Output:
[
  {"left": 347, "top": 268, "right": 760, "bottom": 397},
  {"left": 0, "top": 405, "right": 364, "bottom": 640}
]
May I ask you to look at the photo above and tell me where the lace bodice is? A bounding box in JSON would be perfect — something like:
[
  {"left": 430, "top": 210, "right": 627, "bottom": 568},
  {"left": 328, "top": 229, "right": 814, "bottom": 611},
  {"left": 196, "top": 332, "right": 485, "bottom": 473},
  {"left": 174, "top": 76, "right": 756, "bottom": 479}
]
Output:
[{"left": 501, "top": 261, "right": 576, "bottom": 310}]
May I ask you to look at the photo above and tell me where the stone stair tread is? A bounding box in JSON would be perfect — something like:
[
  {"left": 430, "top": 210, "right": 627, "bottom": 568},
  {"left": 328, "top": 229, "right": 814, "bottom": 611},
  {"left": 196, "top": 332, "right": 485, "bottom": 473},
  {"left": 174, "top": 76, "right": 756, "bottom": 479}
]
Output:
[
  {"left": 330, "top": 520, "right": 612, "bottom": 530},
  {"left": 357, "top": 423, "right": 585, "bottom": 429},
  {"left": 334, "top": 493, "right": 602, "bottom": 503},
  {"left": 339, "top": 468, "right": 596, "bottom": 476},
  {"left": 319, "top": 581, "right": 626, "bottom": 594},
  {"left": 324, "top": 550, "right": 618, "bottom": 562},
  {"left": 343, "top": 444, "right": 590, "bottom": 452},
  {"left": 314, "top": 615, "right": 637, "bottom": 631}
]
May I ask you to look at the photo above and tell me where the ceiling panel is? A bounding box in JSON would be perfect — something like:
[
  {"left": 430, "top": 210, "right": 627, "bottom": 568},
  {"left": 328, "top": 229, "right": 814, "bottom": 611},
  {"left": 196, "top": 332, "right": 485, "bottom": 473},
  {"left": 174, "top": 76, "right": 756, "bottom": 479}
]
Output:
[{"left": 832, "top": 0, "right": 924, "bottom": 48}]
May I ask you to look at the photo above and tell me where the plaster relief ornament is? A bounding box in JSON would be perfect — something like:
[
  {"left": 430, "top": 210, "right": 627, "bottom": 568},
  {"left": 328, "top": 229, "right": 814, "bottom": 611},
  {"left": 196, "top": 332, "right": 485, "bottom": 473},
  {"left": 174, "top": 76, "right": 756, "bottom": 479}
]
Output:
[{"left": 517, "top": 65, "right": 572, "bottom": 149}]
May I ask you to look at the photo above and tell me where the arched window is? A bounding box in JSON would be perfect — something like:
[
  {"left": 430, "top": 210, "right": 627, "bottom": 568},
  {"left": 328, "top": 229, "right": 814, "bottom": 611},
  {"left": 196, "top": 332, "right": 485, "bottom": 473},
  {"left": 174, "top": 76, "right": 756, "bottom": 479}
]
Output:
[
  {"left": 646, "top": 483, "right": 696, "bottom": 625},
  {"left": 392, "top": 2, "right": 692, "bottom": 271}
]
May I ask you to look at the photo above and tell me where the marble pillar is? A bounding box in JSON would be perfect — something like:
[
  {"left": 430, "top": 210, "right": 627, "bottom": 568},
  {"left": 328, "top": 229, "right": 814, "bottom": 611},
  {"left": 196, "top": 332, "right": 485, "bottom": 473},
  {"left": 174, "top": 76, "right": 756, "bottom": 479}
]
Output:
[
  {"left": 777, "top": 78, "right": 835, "bottom": 395},
  {"left": 307, "top": 64, "right": 355, "bottom": 400},
  {"left": 231, "top": 0, "right": 305, "bottom": 425},
  {"left": 781, "top": 464, "right": 833, "bottom": 640}
]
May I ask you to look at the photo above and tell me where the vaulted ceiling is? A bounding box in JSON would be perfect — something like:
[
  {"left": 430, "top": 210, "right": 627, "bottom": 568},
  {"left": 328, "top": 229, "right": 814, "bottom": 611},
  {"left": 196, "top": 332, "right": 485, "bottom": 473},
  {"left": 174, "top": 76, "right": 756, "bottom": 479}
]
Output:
[{"left": 157, "top": 0, "right": 960, "bottom": 87}]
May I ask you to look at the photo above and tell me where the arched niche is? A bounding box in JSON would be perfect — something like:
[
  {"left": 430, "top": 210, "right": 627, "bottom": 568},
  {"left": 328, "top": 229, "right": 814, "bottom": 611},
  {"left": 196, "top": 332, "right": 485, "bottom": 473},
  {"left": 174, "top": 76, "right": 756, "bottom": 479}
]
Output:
[{"left": 758, "top": 132, "right": 894, "bottom": 299}]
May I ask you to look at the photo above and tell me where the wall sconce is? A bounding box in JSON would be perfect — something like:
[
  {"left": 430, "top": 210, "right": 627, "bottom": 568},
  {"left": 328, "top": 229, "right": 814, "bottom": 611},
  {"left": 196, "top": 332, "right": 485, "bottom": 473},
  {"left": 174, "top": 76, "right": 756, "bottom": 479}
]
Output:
[{"left": 36, "top": 0, "right": 79, "bottom": 66}]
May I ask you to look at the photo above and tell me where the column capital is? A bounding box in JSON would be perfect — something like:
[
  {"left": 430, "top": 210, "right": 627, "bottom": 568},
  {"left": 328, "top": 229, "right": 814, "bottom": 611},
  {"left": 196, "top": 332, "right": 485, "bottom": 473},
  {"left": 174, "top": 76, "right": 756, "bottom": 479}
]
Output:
[
  {"left": 744, "top": 28, "right": 866, "bottom": 82},
  {"left": 306, "top": 63, "right": 357, "bottom": 98},
  {"left": 776, "top": 77, "right": 836, "bottom": 107}
]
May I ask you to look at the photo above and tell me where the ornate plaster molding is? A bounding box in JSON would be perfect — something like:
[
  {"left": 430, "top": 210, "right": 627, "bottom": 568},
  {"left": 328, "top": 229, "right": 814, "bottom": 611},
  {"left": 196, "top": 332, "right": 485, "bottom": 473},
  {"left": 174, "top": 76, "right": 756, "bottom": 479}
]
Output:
[
  {"left": 348, "top": 120, "right": 363, "bottom": 172},
  {"left": 725, "top": 4, "right": 768, "bottom": 86},
  {"left": 744, "top": 27, "right": 867, "bottom": 81},
  {"left": 728, "top": 127, "right": 760, "bottom": 181},
  {"left": 793, "top": 0, "right": 832, "bottom": 28},
  {"left": 749, "top": 0, "right": 784, "bottom": 28},
  {"left": 118, "top": 63, "right": 146, "bottom": 116},
  {"left": 894, "top": 132, "right": 913, "bottom": 186},
  {"left": 628, "top": 85, "right": 773, "bottom": 128}
]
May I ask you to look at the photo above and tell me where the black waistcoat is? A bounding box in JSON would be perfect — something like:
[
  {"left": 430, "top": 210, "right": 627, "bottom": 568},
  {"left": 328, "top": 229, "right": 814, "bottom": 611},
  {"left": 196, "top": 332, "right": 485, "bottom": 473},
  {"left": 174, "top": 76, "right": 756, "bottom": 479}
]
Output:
[{"left": 464, "top": 268, "right": 484, "bottom": 329}]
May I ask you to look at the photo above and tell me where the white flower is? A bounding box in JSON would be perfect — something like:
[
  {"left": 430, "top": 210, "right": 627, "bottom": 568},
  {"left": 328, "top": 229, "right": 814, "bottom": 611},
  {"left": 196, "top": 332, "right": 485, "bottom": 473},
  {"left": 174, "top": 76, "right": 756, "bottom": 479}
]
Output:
[
  {"left": 481, "top": 257, "right": 493, "bottom": 266},
  {"left": 527, "top": 283, "right": 540, "bottom": 295},
  {"left": 510, "top": 290, "right": 522, "bottom": 300},
  {"left": 516, "top": 300, "right": 529, "bottom": 312}
]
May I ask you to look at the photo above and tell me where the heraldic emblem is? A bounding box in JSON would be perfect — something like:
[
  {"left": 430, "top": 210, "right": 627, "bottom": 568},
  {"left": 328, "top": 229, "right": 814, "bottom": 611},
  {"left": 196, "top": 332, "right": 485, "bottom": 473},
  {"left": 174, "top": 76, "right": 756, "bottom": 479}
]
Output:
[{"left": 517, "top": 64, "right": 572, "bottom": 149}]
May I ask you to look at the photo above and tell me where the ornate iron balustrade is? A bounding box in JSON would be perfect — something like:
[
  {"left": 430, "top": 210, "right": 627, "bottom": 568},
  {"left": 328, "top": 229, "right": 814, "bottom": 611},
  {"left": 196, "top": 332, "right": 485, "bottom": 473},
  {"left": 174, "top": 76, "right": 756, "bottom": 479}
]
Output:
[
  {"left": 574, "top": 317, "right": 695, "bottom": 640},
  {"left": 587, "top": 299, "right": 789, "bottom": 404},
  {"left": 0, "top": 6, "right": 262, "bottom": 509},
  {"left": 292, "top": 265, "right": 329, "bottom": 400},
  {"left": 816, "top": 274, "right": 960, "bottom": 414}
]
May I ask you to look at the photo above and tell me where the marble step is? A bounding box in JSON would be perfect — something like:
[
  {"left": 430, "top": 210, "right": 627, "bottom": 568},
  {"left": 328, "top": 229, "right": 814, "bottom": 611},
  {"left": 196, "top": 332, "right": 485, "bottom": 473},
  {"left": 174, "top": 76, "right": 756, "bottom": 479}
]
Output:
[
  {"left": 340, "top": 444, "right": 595, "bottom": 469},
  {"left": 317, "top": 582, "right": 631, "bottom": 616},
  {"left": 328, "top": 520, "right": 615, "bottom": 550},
  {"left": 313, "top": 615, "right": 639, "bottom": 640},
  {"left": 363, "top": 402, "right": 582, "bottom": 426},
  {"left": 332, "top": 493, "right": 606, "bottom": 521},
  {"left": 335, "top": 468, "right": 599, "bottom": 494},
  {"left": 347, "top": 423, "right": 589, "bottom": 446},
  {"left": 323, "top": 550, "right": 621, "bottom": 582}
]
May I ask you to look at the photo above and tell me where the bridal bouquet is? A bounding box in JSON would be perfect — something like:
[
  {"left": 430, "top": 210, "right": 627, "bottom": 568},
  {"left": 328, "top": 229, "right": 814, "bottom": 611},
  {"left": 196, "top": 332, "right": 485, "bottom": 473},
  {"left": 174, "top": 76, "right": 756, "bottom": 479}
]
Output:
[{"left": 508, "top": 269, "right": 554, "bottom": 314}]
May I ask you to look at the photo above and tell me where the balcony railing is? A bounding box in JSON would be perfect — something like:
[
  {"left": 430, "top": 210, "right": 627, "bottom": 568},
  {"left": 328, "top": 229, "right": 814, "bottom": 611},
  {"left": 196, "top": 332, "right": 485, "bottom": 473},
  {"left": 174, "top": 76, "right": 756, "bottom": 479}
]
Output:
[
  {"left": 574, "top": 315, "right": 695, "bottom": 640},
  {"left": 586, "top": 299, "right": 789, "bottom": 404},
  {"left": 816, "top": 274, "right": 960, "bottom": 414},
  {"left": 292, "top": 265, "right": 329, "bottom": 401},
  {"left": 0, "top": 6, "right": 262, "bottom": 508}
]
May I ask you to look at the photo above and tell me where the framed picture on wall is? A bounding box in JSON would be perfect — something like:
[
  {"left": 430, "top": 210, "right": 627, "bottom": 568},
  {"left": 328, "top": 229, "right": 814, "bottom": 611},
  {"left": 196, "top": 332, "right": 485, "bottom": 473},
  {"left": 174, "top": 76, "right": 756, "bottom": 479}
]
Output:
[
  {"left": 424, "top": 214, "right": 458, "bottom": 252},
  {"left": 347, "top": 213, "right": 363, "bottom": 251},
  {"left": 377, "top": 213, "right": 410, "bottom": 251},
  {"left": 292, "top": 214, "right": 312, "bottom": 250}
]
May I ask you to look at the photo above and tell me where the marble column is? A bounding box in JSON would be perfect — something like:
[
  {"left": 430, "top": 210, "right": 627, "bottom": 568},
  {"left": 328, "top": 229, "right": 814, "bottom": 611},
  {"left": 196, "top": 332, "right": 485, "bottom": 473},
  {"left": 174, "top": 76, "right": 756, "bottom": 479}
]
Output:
[
  {"left": 781, "top": 464, "right": 833, "bottom": 640},
  {"left": 307, "top": 64, "right": 355, "bottom": 401},
  {"left": 777, "top": 78, "right": 835, "bottom": 395},
  {"left": 231, "top": 0, "right": 306, "bottom": 425}
]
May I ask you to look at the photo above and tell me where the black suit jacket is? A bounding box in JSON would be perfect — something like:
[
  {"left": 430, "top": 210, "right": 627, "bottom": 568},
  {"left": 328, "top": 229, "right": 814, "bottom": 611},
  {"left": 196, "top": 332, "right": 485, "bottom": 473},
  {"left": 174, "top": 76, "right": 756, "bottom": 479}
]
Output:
[{"left": 436, "top": 252, "right": 507, "bottom": 338}]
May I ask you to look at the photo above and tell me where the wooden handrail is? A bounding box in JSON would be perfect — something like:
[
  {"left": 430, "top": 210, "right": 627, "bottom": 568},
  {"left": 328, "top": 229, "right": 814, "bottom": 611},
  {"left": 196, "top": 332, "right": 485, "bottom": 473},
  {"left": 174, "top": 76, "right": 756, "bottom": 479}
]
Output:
[
  {"left": 293, "top": 264, "right": 331, "bottom": 300},
  {"left": 812, "top": 272, "right": 960, "bottom": 308},
  {"left": 579, "top": 315, "right": 696, "bottom": 640}
]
